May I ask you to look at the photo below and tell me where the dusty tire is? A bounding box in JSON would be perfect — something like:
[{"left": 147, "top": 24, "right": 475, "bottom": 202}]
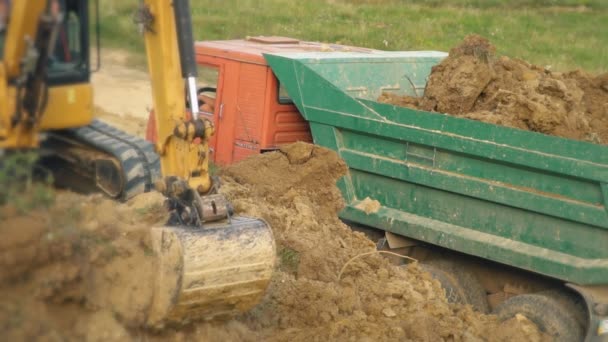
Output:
[
  {"left": 420, "top": 264, "right": 466, "bottom": 305},
  {"left": 494, "top": 293, "right": 585, "bottom": 342},
  {"left": 422, "top": 260, "right": 490, "bottom": 313},
  {"left": 539, "top": 289, "right": 588, "bottom": 329}
]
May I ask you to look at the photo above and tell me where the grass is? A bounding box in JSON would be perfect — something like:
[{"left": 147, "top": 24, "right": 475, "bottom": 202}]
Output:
[
  {"left": 0, "top": 152, "right": 55, "bottom": 214},
  {"left": 98, "top": 0, "right": 608, "bottom": 73},
  {"left": 278, "top": 245, "right": 300, "bottom": 274}
]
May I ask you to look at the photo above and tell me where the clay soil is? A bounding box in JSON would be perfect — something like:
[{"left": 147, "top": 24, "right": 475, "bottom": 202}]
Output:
[
  {"left": 1, "top": 143, "right": 550, "bottom": 341},
  {"left": 378, "top": 35, "right": 608, "bottom": 145}
]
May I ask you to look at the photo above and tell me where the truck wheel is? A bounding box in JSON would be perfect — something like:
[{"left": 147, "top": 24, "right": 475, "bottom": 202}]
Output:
[
  {"left": 538, "top": 289, "right": 587, "bottom": 328},
  {"left": 420, "top": 263, "right": 466, "bottom": 305},
  {"left": 494, "top": 293, "right": 585, "bottom": 342},
  {"left": 422, "top": 260, "right": 490, "bottom": 313}
]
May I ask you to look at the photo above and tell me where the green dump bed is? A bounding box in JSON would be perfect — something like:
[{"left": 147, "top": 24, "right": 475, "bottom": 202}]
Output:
[{"left": 264, "top": 51, "right": 608, "bottom": 286}]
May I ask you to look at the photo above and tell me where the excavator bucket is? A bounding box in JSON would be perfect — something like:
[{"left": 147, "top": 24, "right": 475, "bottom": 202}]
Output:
[{"left": 146, "top": 216, "right": 275, "bottom": 327}]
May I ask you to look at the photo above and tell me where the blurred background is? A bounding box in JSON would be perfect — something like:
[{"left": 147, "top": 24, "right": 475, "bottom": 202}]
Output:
[{"left": 99, "top": 0, "right": 607, "bottom": 73}]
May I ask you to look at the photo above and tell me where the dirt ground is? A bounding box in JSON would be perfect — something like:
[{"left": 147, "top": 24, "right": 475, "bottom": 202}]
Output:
[
  {"left": 92, "top": 50, "right": 152, "bottom": 120},
  {"left": 0, "top": 50, "right": 551, "bottom": 341},
  {"left": 378, "top": 35, "right": 608, "bottom": 145},
  {"left": 91, "top": 49, "right": 151, "bottom": 136}
]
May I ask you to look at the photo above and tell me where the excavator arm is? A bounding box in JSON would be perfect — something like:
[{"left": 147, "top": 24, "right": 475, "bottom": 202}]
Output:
[
  {"left": 131, "top": 1, "right": 276, "bottom": 325},
  {"left": 1, "top": 1, "right": 60, "bottom": 147},
  {"left": 139, "top": 0, "right": 213, "bottom": 195}
]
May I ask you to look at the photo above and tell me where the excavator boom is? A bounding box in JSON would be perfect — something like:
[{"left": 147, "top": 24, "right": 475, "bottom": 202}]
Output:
[{"left": 139, "top": 0, "right": 212, "bottom": 194}]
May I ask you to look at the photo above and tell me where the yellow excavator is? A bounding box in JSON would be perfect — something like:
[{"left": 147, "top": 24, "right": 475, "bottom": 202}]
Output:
[{"left": 0, "top": 0, "right": 275, "bottom": 326}]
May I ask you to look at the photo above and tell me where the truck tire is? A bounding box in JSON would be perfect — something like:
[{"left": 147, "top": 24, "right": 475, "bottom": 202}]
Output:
[
  {"left": 538, "top": 289, "right": 587, "bottom": 328},
  {"left": 423, "top": 260, "right": 490, "bottom": 313},
  {"left": 420, "top": 261, "right": 490, "bottom": 313},
  {"left": 494, "top": 293, "right": 585, "bottom": 342},
  {"left": 420, "top": 263, "right": 466, "bottom": 305}
]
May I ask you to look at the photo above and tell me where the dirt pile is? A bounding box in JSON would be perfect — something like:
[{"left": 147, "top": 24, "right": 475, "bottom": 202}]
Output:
[
  {"left": 378, "top": 35, "right": 608, "bottom": 144},
  {"left": 220, "top": 142, "right": 548, "bottom": 341},
  {"left": 0, "top": 190, "right": 168, "bottom": 340},
  {"left": 0, "top": 143, "right": 549, "bottom": 341}
]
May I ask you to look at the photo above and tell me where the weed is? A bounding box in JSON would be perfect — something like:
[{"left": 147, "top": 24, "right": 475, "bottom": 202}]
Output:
[
  {"left": 278, "top": 246, "right": 300, "bottom": 275},
  {"left": 135, "top": 206, "right": 151, "bottom": 217},
  {"left": 141, "top": 243, "right": 155, "bottom": 257},
  {"left": 135, "top": 202, "right": 167, "bottom": 224},
  {"left": 0, "top": 151, "right": 55, "bottom": 213}
]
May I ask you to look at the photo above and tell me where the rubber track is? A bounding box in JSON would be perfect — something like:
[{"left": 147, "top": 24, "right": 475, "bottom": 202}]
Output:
[{"left": 67, "top": 119, "right": 161, "bottom": 201}]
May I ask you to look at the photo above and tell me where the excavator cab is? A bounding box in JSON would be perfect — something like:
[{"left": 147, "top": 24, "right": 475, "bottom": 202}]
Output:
[
  {"left": 1, "top": 0, "right": 93, "bottom": 145},
  {"left": 47, "top": 0, "right": 89, "bottom": 85}
]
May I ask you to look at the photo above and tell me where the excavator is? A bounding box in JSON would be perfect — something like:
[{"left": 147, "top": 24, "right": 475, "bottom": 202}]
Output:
[{"left": 0, "top": 0, "right": 275, "bottom": 326}]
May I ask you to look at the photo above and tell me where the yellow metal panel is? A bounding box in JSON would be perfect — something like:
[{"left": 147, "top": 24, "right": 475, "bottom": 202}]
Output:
[
  {"left": 0, "top": 127, "right": 38, "bottom": 148},
  {"left": 0, "top": 82, "right": 92, "bottom": 148},
  {"left": 0, "top": 64, "right": 9, "bottom": 137},
  {"left": 142, "top": 0, "right": 184, "bottom": 142},
  {"left": 143, "top": 0, "right": 212, "bottom": 193},
  {"left": 39, "top": 83, "right": 93, "bottom": 130},
  {"left": 3, "top": 0, "right": 47, "bottom": 78},
  {"left": 0, "top": 85, "right": 37, "bottom": 148}
]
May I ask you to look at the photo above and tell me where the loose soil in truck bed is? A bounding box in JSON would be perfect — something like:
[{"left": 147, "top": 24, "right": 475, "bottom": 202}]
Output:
[
  {"left": 1, "top": 143, "right": 549, "bottom": 341},
  {"left": 378, "top": 35, "right": 608, "bottom": 145}
]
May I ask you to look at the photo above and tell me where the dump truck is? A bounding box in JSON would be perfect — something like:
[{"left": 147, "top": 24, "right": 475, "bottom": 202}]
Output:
[
  {"left": 145, "top": 37, "right": 608, "bottom": 341},
  {"left": 147, "top": 36, "right": 374, "bottom": 163}
]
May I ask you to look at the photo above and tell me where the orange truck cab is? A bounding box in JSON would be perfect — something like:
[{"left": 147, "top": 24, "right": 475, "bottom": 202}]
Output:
[{"left": 146, "top": 36, "right": 376, "bottom": 165}]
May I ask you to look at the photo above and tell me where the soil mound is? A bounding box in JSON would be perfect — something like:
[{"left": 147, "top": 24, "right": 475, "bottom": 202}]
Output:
[
  {"left": 0, "top": 190, "right": 167, "bottom": 340},
  {"left": 220, "top": 142, "right": 549, "bottom": 341},
  {"left": 379, "top": 35, "right": 608, "bottom": 144},
  {"left": 1, "top": 143, "right": 549, "bottom": 341}
]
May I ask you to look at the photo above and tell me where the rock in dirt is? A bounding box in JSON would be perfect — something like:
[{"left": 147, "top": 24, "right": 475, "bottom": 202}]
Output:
[
  {"left": 355, "top": 196, "right": 381, "bottom": 214},
  {"left": 382, "top": 307, "right": 397, "bottom": 317},
  {"left": 1, "top": 142, "right": 551, "bottom": 341},
  {"left": 378, "top": 34, "right": 608, "bottom": 145}
]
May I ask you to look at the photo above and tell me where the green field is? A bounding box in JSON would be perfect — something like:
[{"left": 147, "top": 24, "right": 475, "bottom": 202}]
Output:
[{"left": 99, "top": 0, "right": 608, "bottom": 73}]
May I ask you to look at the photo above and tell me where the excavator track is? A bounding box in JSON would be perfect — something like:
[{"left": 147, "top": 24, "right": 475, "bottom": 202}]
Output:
[{"left": 41, "top": 119, "right": 160, "bottom": 200}]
